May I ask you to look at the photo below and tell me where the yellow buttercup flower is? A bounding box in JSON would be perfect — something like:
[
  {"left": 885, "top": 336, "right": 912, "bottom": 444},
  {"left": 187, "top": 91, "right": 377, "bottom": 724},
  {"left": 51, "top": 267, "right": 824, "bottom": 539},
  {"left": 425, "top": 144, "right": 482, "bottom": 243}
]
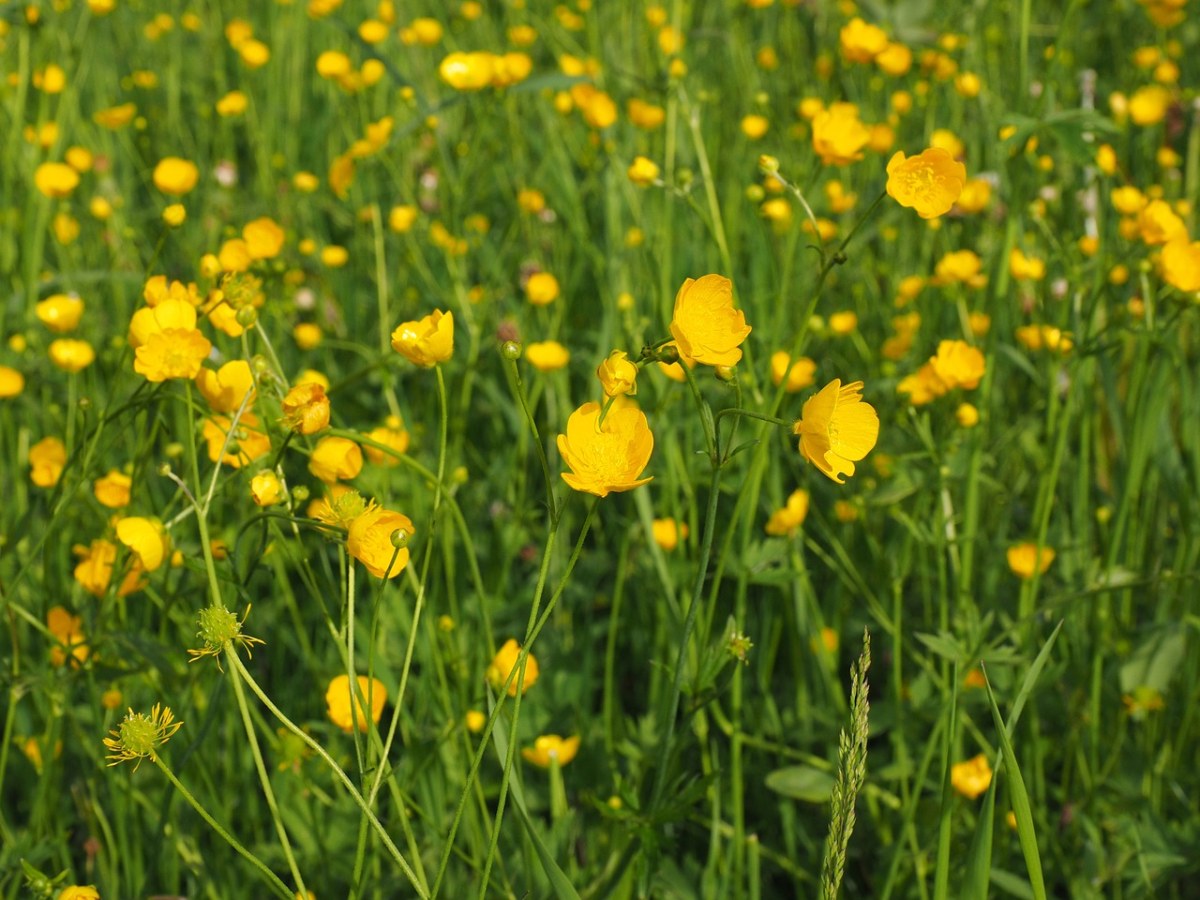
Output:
[
  {"left": 94, "top": 469, "right": 132, "bottom": 508},
  {"left": 30, "top": 436, "right": 67, "bottom": 488},
  {"left": 439, "top": 52, "right": 495, "bottom": 90},
  {"left": 1162, "top": 238, "right": 1200, "bottom": 292},
  {"left": 811, "top": 103, "right": 870, "bottom": 166},
  {"left": 34, "top": 162, "right": 80, "bottom": 198},
  {"left": 557, "top": 401, "right": 654, "bottom": 497},
  {"left": 281, "top": 382, "right": 331, "bottom": 434},
  {"left": 771, "top": 352, "right": 817, "bottom": 392},
  {"left": 57, "top": 885, "right": 100, "bottom": 900},
  {"left": 48, "top": 339, "right": 95, "bottom": 373},
  {"left": 793, "top": 380, "right": 879, "bottom": 483},
  {"left": 346, "top": 504, "right": 414, "bottom": 579},
  {"left": 0, "top": 366, "right": 25, "bottom": 398},
  {"left": 152, "top": 157, "right": 200, "bottom": 195},
  {"left": 326, "top": 674, "right": 387, "bottom": 733},
  {"left": 839, "top": 17, "right": 888, "bottom": 63},
  {"left": 597, "top": 350, "right": 639, "bottom": 398},
  {"left": 930, "top": 339, "right": 985, "bottom": 390},
  {"left": 525, "top": 340, "right": 571, "bottom": 372},
  {"left": 669, "top": 275, "right": 751, "bottom": 367},
  {"left": 203, "top": 412, "right": 272, "bottom": 469},
  {"left": 651, "top": 518, "right": 688, "bottom": 551},
  {"left": 36, "top": 294, "right": 84, "bottom": 333},
  {"left": 309, "top": 436, "right": 363, "bottom": 483},
  {"left": 1009, "top": 248, "right": 1047, "bottom": 281},
  {"left": 525, "top": 272, "right": 560, "bottom": 305},
  {"left": 627, "top": 156, "right": 661, "bottom": 186},
  {"left": 195, "top": 360, "right": 255, "bottom": 413},
  {"left": 522, "top": 734, "right": 581, "bottom": 768},
  {"left": 764, "top": 489, "right": 809, "bottom": 536},
  {"left": 885, "top": 148, "right": 966, "bottom": 219},
  {"left": 951, "top": 753, "right": 993, "bottom": 799},
  {"left": 47, "top": 606, "right": 89, "bottom": 667},
  {"left": 243, "top": 216, "right": 285, "bottom": 259},
  {"left": 391, "top": 310, "right": 454, "bottom": 367},
  {"left": 73, "top": 538, "right": 145, "bottom": 597},
  {"left": 129, "top": 300, "right": 212, "bottom": 382},
  {"left": 1137, "top": 199, "right": 1186, "bottom": 245},
  {"left": 487, "top": 638, "right": 539, "bottom": 696},
  {"left": 116, "top": 517, "right": 171, "bottom": 572},
  {"left": 364, "top": 417, "right": 411, "bottom": 465},
  {"left": 1007, "top": 542, "right": 1055, "bottom": 579},
  {"left": 250, "top": 470, "right": 283, "bottom": 506}
]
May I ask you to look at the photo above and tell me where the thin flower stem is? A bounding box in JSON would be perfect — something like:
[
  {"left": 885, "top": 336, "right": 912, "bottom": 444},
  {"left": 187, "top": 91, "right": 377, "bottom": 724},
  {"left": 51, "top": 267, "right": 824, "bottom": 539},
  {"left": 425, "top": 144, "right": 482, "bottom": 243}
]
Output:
[
  {"left": 651, "top": 463, "right": 724, "bottom": 811},
  {"left": 153, "top": 755, "right": 295, "bottom": 900},
  {"left": 371, "top": 203, "right": 403, "bottom": 420},
  {"left": 182, "top": 383, "right": 225, "bottom": 612},
  {"left": 229, "top": 654, "right": 429, "bottom": 898},
  {"left": 505, "top": 354, "right": 558, "bottom": 524},
  {"left": 223, "top": 647, "right": 307, "bottom": 897},
  {"left": 681, "top": 87, "right": 733, "bottom": 276}
]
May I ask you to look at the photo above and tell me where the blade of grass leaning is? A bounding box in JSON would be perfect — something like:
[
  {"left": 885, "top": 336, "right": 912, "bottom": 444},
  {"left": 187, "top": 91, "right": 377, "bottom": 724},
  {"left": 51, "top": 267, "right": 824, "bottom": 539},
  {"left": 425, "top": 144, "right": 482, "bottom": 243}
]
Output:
[
  {"left": 932, "top": 662, "right": 959, "bottom": 900},
  {"left": 488, "top": 703, "right": 582, "bottom": 900}
]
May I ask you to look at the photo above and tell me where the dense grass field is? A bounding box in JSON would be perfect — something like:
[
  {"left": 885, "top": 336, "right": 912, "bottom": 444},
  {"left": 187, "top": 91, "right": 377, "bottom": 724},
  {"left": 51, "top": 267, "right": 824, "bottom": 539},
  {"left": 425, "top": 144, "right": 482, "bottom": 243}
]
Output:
[{"left": 3, "top": 0, "right": 1199, "bottom": 897}]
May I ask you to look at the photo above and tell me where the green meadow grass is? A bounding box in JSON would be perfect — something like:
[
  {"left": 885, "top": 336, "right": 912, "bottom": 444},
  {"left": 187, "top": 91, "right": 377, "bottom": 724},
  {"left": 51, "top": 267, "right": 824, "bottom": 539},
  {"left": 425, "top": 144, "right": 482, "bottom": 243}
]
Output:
[{"left": 2, "top": 0, "right": 1199, "bottom": 897}]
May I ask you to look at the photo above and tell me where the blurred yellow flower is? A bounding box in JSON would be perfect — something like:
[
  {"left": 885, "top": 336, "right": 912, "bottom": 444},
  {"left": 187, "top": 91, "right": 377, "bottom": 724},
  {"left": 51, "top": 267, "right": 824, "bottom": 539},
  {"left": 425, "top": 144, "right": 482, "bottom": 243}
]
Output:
[
  {"left": 30, "top": 436, "right": 67, "bottom": 488},
  {"left": 94, "top": 469, "right": 132, "bottom": 508},
  {"left": 203, "top": 412, "right": 271, "bottom": 469},
  {"left": 886, "top": 148, "right": 966, "bottom": 219},
  {"left": 36, "top": 294, "right": 84, "bottom": 333},
  {"left": 951, "top": 753, "right": 993, "bottom": 799},
  {"left": 525, "top": 340, "right": 571, "bottom": 372},
  {"left": 1009, "top": 248, "right": 1046, "bottom": 281},
  {"left": 347, "top": 504, "right": 414, "bottom": 579},
  {"left": 558, "top": 401, "right": 654, "bottom": 497},
  {"left": 1162, "top": 238, "right": 1200, "bottom": 292},
  {"left": 765, "top": 489, "right": 809, "bottom": 536},
  {"left": 770, "top": 352, "right": 816, "bottom": 393},
  {"left": 930, "top": 339, "right": 985, "bottom": 390},
  {"left": 195, "top": 360, "right": 255, "bottom": 413},
  {"left": 73, "top": 538, "right": 144, "bottom": 598},
  {"left": 48, "top": 606, "right": 89, "bottom": 667},
  {"left": 487, "top": 638, "right": 539, "bottom": 696},
  {"left": 153, "top": 157, "right": 200, "bottom": 195},
  {"left": 116, "top": 517, "right": 170, "bottom": 572},
  {"left": 1137, "top": 199, "right": 1186, "bottom": 245},
  {"left": 811, "top": 103, "right": 870, "bottom": 166},
  {"left": 439, "top": 52, "right": 495, "bottom": 90},
  {"left": 309, "top": 436, "right": 363, "bottom": 483},
  {"left": 652, "top": 518, "right": 688, "bottom": 551},
  {"left": 325, "top": 674, "right": 387, "bottom": 732},
  {"left": 627, "top": 156, "right": 661, "bottom": 186},
  {"left": 1007, "top": 542, "right": 1055, "bottom": 579},
  {"left": 34, "top": 162, "right": 80, "bottom": 199},
  {"left": 48, "top": 339, "right": 95, "bottom": 373},
  {"left": 281, "top": 382, "right": 331, "bottom": 435},
  {"left": 391, "top": 309, "right": 454, "bottom": 366},
  {"left": 1128, "top": 84, "right": 1171, "bottom": 125},
  {"left": 670, "top": 274, "right": 751, "bottom": 367},
  {"left": 793, "top": 379, "right": 879, "bottom": 483},
  {"left": 522, "top": 734, "right": 581, "bottom": 768},
  {"left": 57, "top": 886, "right": 100, "bottom": 900},
  {"left": 364, "top": 417, "right": 411, "bottom": 465},
  {"left": 243, "top": 217, "right": 285, "bottom": 259},
  {"left": 839, "top": 17, "right": 888, "bottom": 63},
  {"left": 525, "top": 272, "right": 561, "bottom": 305}
]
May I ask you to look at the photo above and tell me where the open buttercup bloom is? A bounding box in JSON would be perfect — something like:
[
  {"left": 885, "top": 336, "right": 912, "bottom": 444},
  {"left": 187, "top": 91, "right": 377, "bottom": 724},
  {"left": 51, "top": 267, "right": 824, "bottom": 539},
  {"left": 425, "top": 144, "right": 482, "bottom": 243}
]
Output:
[
  {"left": 669, "top": 274, "right": 751, "bottom": 367},
  {"left": 557, "top": 401, "right": 654, "bottom": 497},
  {"left": 116, "top": 517, "right": 171, "bottom": 572},
  {"left": 281, "top": 381, "right": 331, "bottom": 435},
  {"left": 128, "top": 299, "right": 212, "bottom": 382},
  {"left": 1007, "top": 542, "right": 1056, "bottom": 579},
  {"left": 195, "top": 360, "right": 255, "bottom": 413},
  {"left": 1162, "top": 238, "right": 1200, "bottom": 293},
  {"left": 522, "top": 734, "right": 581, "bottom": 768},
  {"left": 346, "top": 504, "right": 414, "bottom": 579},
  {"left": 310, "top": 436, "right": 362, "bottom": 483},
  {"left": 951, "top": 753, "right": 993, "bottom": 800},
  {"left": 325, "top": 674, "right": 387, "bottom": 733},
  {"left": 886, "top": 148, "right": 967, "bottom": 219},
  {"left": 793, "top": 380, "right": 880, "bottom": 483},
  {"left": 391, "top": 310, "right": 454, "bottom": 366},
  {"left": 487, "top": 638, "right": 539, "bottom": 696}
]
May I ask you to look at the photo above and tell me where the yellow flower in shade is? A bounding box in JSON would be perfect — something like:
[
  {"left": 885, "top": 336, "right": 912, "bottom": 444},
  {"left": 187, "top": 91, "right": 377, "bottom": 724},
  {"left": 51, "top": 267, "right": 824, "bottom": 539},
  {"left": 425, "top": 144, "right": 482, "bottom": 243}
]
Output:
[
  {"left": 48, "top": 339, "right": 95, "bottom": 373},
  {"left": 103, "top": 704, "right": 184, "bottom": 770},
  {"left": 1009, "top": 248, "right": 1046, "bottom": 281},
  {"left": 94, "top": 469, "right": 132, "bottom": 508},
  {"left": 1007, "top": 542, "right": 1055, "bottom": 579},
  {"left": 1015, "top": 325, "right": 1073, "bottom": 354},
  {"left": 30, "top": 436, "right": 67, "bottom": 488},
  {"left": 956, "top": 403, "right": 980, "bottom": 428},
  {"left": 73, "top": 539, "right": 144, "bottom": 598},
  {"left": 0, "top": 366, "right": 25, "bottom": 398},
  {"left": 1128, "top": 84, "right": 1171, "bottom": 126},
  {"left": 839, "top": 17, "right": 888, "bottom": 63},
  {"left": 897, "top": 362, "right": 948, "bottom": 406},
  {"left": 885, "top": 148, "right": 967, "bottom": 219},
  {"left": 309, "top": 436, "right": 363, "bottom": 483},
  {"left": 956, "top": 179, "right": 992, "bottom": 214},
  {"left": 597, "top": 350, "right": 639, "bottom": 398},
  {"left": 525, "top": 272, "right": 560, "bottom": 305},
  {"left": 522, "top": 734, "right": 581, "bottom": 768},
  {"left": 793, "top": 380, "right": 879, "bottom": 484},
  {"left": 627, "top": 156, "right": 661, "bottom": 186},
  {"left": 347, "top": 504, "right": 414, "bottom": 579},
  {"left": 194, "top": 360, "right": 255, "bottom": 413},
  {"left": 116, "top": 517, "right": 170, "bottom": 572},
  {"left": 326, "top": 674, "right": 387, "bottom": 733},
  {"left": 764, "top": 489, "right": 810, "bottom": 536},
  {"left": 930, "top": 340, "right": 985, "bottom": 390},
  {"left": 525, "top": 340, "right": 571, "bottom": 372},
  {"left": 669, "top": 275, "right": 751, "bottom": 367},
  {"left": 771, "top": 352, "right": 817, "bottom": 392},
  {"left": 47, "top": 606, "right": 89, "bottom": 667},
  {"left": 652, "top": 518, "right": 688, "bottom": 551},
  {"left": 57, "top": 886, "right": 100, "bottom": 900},
  {"left": 1138, "top": 199, "right": 1187, "bottom": 245},
  {"left": 1110, "top": 185, "right": 1147, "bottom": 216},
  {"left": 243, "top": 216, "right": 285, "bottom": 259},
  {"left": 93, "top": 102, "right": 136, "bottom": 129},
  {"left": 487, "top": 638, "right": 539, "bottom": 696},
  {"left": 391, "top": 310, "right": 454, "bottom": 367},
  {"left": 36, "top": 294, "right": 84, "bottom": 333},
  {"left": 465, "top": 710, "right": 486, "bottom": 733},
  {"left": 811, "top": 103, "right": 870, "bottom": 166},
  {"left": 951, "top": 753, "right": 993, "bottom": 800},
  {"left": 250, "top": 470, "right": 283, "bottom": 506},
  {"left": 129, "top": 300, "right": 212, "bottom": 382},
  {"left": 628, "top": 98, "right": 666, "bottom": 129},
  {"left": 34, "top": 162, "right": 80, "bottom": 198},
  {"left": 364, "top": 417, "right": 411, "bottom": 465},
  {"left": 557, "top": 401, "right": 654, "bottom": 497},
  {"left": 1162, "top": 238, "right": 1200, "bottom": 292},
  {"left": 216, "top": 90, "right": 248, "bottom": 117},
  {"left": 202, "top": 412, "right": 271, "bottom": 469},
  {"left": 281, "top": 382, "right": 331, "bottom": 434},
  {"left": 152, "top": 157, "right": 200, "bottom": 195},
  {"left": 389, "top": 204, "right": 418, "bottom": 232},
  {"left": 740, "top": 114, "right": 769, "bottom": 139}
]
